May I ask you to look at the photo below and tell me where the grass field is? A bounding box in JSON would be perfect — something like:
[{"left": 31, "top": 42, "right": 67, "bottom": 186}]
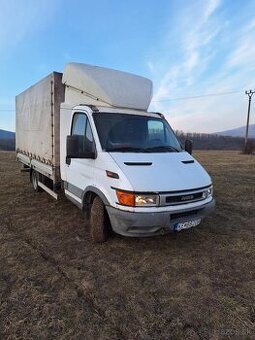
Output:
[{"left": 0, "top": 151, "right": 254, "bottom": 339}]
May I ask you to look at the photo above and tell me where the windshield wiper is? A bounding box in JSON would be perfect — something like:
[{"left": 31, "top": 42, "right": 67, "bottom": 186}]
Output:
[
  {"left": 107, "top": 146, "right": 148, "bottom": 152},
  {"left": 145, "top": 145, "right": 180, "bottom": 152}
]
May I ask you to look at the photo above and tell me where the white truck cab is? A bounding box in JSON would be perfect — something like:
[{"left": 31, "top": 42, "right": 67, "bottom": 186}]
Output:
[{"left": 16, "top": 63, "right": 215, "bottom": 242}]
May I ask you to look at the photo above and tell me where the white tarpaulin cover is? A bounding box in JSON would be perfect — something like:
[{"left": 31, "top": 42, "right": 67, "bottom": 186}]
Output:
[
  {"left": 16, "top": 72, "right": 64, "bottom": 167},
  {"left": 62, "top": 63, "right": 153, "bottom": 110}
]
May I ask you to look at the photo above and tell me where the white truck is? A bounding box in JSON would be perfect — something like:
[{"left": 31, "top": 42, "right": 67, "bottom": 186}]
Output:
[{"left": 16, "top": 63, "right": 215, "bottom": 242}]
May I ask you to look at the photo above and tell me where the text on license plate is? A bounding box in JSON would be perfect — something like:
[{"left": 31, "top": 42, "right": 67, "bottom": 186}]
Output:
[{"left": 174, "top": 218, "right": 201, "bottom": 231}]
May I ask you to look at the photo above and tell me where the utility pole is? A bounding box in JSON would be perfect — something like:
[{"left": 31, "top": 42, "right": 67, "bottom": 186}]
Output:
[{"left": 244, "top": 90, "right": 255, "bottom": 152}]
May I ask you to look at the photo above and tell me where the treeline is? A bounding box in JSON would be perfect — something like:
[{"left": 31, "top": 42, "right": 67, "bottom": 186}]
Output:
[
  {"left": 175, "top": 131, "right": 254, "bottom": 150},
  {"left": 0, "top": 138, "right": 15, "bottom": 151},
  {"left": 0, "top": 133, "right": 254, "bottom": 152}
]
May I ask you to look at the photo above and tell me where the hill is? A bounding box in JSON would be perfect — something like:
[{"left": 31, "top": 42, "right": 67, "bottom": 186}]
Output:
[
  {"left": 0, "top": 129, "right": 15, "bottom": 151},
  {"left": 0, "top": 129, "right": 15, "bottom": 139},
  {"left": 216, "top": 124, "right": 255, "bottom": 138}
]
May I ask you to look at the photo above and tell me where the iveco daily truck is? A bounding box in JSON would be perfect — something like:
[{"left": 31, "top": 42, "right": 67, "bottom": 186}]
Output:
[{"left": 16, "top": 63, "right": 215, "bottom": 242}]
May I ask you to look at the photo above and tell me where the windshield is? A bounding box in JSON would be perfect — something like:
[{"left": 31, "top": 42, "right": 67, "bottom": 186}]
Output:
[{"left": 93, "top": 113, "right": 182, "bottom": 152}]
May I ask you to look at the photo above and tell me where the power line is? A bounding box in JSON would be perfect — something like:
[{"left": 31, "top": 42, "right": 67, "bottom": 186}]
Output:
[
  {"left": 0, "top": 89, "right": 248, "bottom": 111},
  {"left": 151, "top": 90, "right": 243, "bottom": 102}
]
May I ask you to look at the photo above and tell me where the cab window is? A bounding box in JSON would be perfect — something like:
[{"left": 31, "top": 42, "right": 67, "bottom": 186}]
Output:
[{"left": 71, "top": 113, "right": 95, "bottom": 153}]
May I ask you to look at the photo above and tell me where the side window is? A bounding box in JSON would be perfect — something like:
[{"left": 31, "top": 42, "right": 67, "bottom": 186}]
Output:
[
  {"left": 72, "top": 114, "right": 86, "bottom": 136},
  {"left": 86, "top": 121, "right": 93, "bottom": 143},
  {"left": 71, "top": 113, "right": 95, "bottom": 153}
]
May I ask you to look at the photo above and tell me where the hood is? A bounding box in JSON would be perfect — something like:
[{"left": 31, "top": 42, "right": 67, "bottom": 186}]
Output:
[{"left": 109, "top": 151, "right": 211, "bottom": 192}]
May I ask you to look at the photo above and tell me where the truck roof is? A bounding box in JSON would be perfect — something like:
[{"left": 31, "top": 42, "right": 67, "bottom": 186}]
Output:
[{"left": 70, "top": 104, "right": 162, "bottom": 119}]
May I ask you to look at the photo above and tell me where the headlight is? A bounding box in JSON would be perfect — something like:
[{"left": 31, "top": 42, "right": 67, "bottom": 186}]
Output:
[
  {"left": 135, "top": 194, "right": 159, "bottom": 207},
  {"left": 116, "top": 190, "right": 159, "bottom": 207},
  {"left": 202, "top": 186, "right": 213, "bottom": 199}
]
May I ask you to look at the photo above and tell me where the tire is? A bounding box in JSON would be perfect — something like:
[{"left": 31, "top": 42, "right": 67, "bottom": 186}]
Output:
[
  {"left": 31, "top": 170, "right": 42, "bottom": 192},
  {"left": 90, "top": 196, "right": 108, "bottom": 243}
]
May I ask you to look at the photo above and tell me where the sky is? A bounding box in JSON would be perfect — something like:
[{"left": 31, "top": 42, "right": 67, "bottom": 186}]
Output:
[{"left": 0, "top": 0, "right": 255, "bottom": 133}]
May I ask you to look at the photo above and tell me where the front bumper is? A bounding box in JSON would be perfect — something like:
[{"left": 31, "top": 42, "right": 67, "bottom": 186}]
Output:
[{"left": 106, "top": 199, "right": 215, "bottom": 237}]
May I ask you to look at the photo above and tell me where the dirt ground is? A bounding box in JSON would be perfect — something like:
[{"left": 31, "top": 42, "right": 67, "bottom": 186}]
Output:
[{"left": 0, "top": 151, "right": 254, "bottom": 339}]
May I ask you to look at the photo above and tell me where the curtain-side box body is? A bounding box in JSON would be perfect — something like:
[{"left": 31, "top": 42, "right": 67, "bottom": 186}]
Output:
[{"left": 16, "top": 72, "right": 65, "bottom": 182}]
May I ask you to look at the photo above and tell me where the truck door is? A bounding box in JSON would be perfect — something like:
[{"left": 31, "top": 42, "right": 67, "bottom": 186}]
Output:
[{"left": 65, "top": 111, "right": 95, "bottom": 207}]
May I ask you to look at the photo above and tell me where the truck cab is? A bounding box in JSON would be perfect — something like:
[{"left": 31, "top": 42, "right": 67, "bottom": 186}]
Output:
[{"left": 60, "top": 104, "right": 214, "bottom": 241}]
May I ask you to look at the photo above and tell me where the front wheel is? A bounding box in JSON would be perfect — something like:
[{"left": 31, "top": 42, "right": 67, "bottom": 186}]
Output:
[{"left": 90, "top": 196, "right": 108, "bottom": 243}]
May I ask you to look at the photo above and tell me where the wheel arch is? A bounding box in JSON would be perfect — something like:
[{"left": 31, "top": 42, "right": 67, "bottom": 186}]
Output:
[{"left": 82, "top": 186, "right": 110, "bottom": 210}]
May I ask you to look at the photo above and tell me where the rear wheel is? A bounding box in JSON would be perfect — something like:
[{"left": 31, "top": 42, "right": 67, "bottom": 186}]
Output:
[
  {"left": 31, "top": 170, "right": 42, "bottom": 192},
  {"left": 90, "top": 196, "right": 108, "bottom": 243}
]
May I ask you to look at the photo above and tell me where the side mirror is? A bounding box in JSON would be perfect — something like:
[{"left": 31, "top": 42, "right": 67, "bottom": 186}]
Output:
[
  {"left": 66, "top": 135, "right": 96, "bottom": 159},
  {"left": 184, "top": 139, "right": 193, "bottom": 155}
]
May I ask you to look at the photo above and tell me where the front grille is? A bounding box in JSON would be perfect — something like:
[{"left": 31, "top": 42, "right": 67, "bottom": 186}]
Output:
[
  {"left": 165, "top": 192, "right": 203, "bottom": 204},
  {"left": 159, "top": 186, "right": 211, "bottom": 206}
]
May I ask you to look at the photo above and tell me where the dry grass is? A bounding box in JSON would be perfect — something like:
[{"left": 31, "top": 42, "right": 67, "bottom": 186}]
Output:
[{"left": 0, "top": 151, "right": 254, "bottom": 339}]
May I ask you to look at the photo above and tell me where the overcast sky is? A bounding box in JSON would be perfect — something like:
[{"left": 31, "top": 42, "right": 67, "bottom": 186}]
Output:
[{"left": 0, "top": 0, "right": 255, "bottom": 133}]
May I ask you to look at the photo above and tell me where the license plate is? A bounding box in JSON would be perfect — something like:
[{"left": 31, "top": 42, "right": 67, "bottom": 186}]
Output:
[{"left": 174, "top": 218, "right": 201, "bottom": 232}]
